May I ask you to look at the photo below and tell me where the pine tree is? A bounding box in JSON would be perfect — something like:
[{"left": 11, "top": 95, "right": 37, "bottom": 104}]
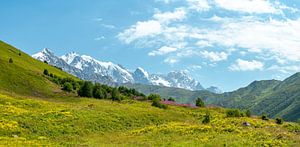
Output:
[
  {"left": 78, "top": 81, "right": 93, "bottom": 97},
  {"left": 43, "top": 69, "right": 49, "bottom": 76},
  {"left": 9, "top": 58, "right": 13, "bottom": 63},
  {"left": 93, "top": 84, "right": 105, "bottom": 99},
  {"left": 246, "top": 110, "right": 251, "bottom": 117},
  {"left": 196, "top": 98, "right": 205, "bottom": 107},
  {"left": 112, "top": 88, "right": 121, "bottom": 101}
]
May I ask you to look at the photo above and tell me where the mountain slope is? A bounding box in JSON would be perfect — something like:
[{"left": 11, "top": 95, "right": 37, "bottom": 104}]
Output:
[
  {"left": 211, "top": 77, "right": 300, "bottom": 121},
  {"left": 0, "top": 40, "right": 299, "bottom": 146},
  {"left": 1, "top": 92, "right": 299, "bottom": 146},
  {"left": 32, "top": 49, "right": 116, "bottom": 86},
  {"left": 0, "top": 41, "right": 77, "bottom": 97},
  {"left": 126, "top": 78, "right": 300, "bottom": 121},
  {"left": 250, "top": 73, "right": 300, "bottom": 121},
  {"left": 33, "top": 49, "right": 218, "bottom": 91}
]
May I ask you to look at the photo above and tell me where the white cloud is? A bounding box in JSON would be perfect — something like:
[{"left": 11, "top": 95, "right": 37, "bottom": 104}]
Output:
[
  {"left": 214, "top": 0, "right": 278, "bottom": 14},
  {"left": 187, "top": 0, "right": 210, "bottom": 11},
  {"left": 197, "top": 17, "right": 300, "bottom": 63},
  {"left": 201, "top": 51, "right": 228, "bottom": 62},
  {"left": 229, "top": 59, "right": 264, "bottom": 71},
  {"left": 196, "top": 40, "right": 212, "bottom": 48},
  {"left": 94, "top": 36, "right": 105, "bottom": 41},
  {"left": 187, "top": 65, "right": 202, "bottom": 71},
  {"left": 164, "top": 57, "right": 179, "bottom": 64},
  {"left": 153, "top": 8, "right": 187, "bottom": 23},
  {"left": 117, "top": 20, "right": 162, "bottom": 44},
  {"left": 268, "top": 65, "right": 300, "bottom": 74},
  {"left": 148, "top": 46, "right": 178, "bottom": 56},
  {"left": 118, "top": 0, "right": 300, "bottom": 70},
  {"left": 101, "top": 24, "right": 116, "bottom": 29}
]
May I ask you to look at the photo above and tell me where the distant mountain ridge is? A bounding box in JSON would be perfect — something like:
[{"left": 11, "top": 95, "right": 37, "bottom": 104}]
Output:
[
  {"left": 127, "top": 75, "right": 300, "bottom": 121},
  {"left": 32, "top": 49, "right": 222, "bottom": 93}
]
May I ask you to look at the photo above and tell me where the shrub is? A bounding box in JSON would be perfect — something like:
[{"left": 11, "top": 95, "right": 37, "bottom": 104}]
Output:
[
  {"left": 93, "top": 84, "right": 105, "bottom": 99},
  {"left": 148, "top": 94, "right": 161, "bottom": 101},
  {"left": 78, "top": 81, "right": 93, "bottom": 97},
  {"left": 196, "top": 98, "right": 205, "bottom": 107},
  {"left": 9, "top": 58, "right": 13, "bottom": 63},
  {"left": 50, "top": 73, "right": 54, "bottom": 78},
  {"left": 261, "top": 114, "right": 269, "bottom": 121},
  {"left": 43, "top": 69, "right": 49, "bottom": 76},
  {"left": 151, "top": 98, "right": 167, "bottom": 109},
  {"left": 44, "top": 60, "right": 48, "bottom": 64},
  {"left": 202, "top": 111, "right": 211, "bottom": 124},
  {"left": 62, "top": 82, "right": 73, "bottom": 92},
  {"left": 112, "top": 88, "right": 121, "bottom": 101},
  {"left": 18, "top": 53, "right": 21, "bottom": 56},
  {"left": 246, "top": 110, "right": 251, "bottom": 117},
  {"left": 168, "top": 97, "right": 176, "bottom": 102},
  {"left": 226, "top": 109, "right": 244, "bottom": 117},
  {"left": 73, "top": 82, "right": 81, "bottom": 90},
  {"left": 275, "top": 118, "right": 283, "bottom": 125}
]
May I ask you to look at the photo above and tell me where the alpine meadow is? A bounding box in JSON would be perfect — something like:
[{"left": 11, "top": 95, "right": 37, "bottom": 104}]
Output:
[{"left": 1, "top": 0, "right": 300, "bottom": 146}]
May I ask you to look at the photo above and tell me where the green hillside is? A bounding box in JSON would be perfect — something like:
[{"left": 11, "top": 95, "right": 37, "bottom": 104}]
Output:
[
  {"left": 0, "top": 41, "right": 299, "bottom": 146},
  {"left": 0, "top": 41, "right": 78, "bottom": 97},
  {"left": 127, "top": 78, "right": 300, "bottom": 121},
  {"left": 1, "top": 93, "right": 300, "bottom": 146}
]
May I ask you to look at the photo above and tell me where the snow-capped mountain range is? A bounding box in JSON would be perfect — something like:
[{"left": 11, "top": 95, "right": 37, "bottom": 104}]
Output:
[{"left": 32, "top": 49, "right": 222, "bottom": 93}]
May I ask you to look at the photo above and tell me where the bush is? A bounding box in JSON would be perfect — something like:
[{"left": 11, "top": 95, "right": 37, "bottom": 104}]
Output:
[
  {"left": 168, "top": 97, "right": 176, "bottom": 102},
  {"left": 261, "top": 114, "right": 269, "bottom": 121},
  {"left": 18, "top": 53, "right": 21, "bottom": 56},
  {"left": 196, "top": 98, "right": 205, "bottom": 107},
  {"left": 9, "top": 58, "right": 13, "bottom": 63},
  {"left": 112, "top": 88, "right": 121, "bottom": 101},
  {"left": 275, "top": 118, "right": 283, "bottom": 124},
  {"left": 151, "top": 98, "right": 167, "bottom": 109},
  {"left": 202, "top": 111, "right": 211, "bottom": 124},
  {"left": 78, "top": 81, "right": 93, "bottom": 98},
  {"left": 73, "top": 82, "right": 81, "bottom": 90},
  {"left": 62, "top": 82, "right": 73, "bottom": 92},
  {"left": 44, "top": 61, "right": 48, "bottom": 64},
  {"left": 43, "top": 69, "right": 49, "bottom": 76},
  {"left": 148, "top": 94, "right": 161, "bottom": 101},
  {"left": 246, "top": 110, "right": 251, "bottom": 117},
  {"left": 93, "top": 84, "right": 105, "bottom": 99},
  {"left": 226, "top": 109, "right": 244, "bottom": 117}
]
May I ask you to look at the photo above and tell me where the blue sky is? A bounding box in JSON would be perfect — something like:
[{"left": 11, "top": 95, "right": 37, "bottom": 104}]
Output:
[{"left": 1, "top": 0, "right": 300, "bottom": 91}]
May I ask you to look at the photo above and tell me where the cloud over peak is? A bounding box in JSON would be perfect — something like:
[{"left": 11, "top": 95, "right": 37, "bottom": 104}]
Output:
[{"left": 229, "top": 59, "right": 264, "bottom": 71}]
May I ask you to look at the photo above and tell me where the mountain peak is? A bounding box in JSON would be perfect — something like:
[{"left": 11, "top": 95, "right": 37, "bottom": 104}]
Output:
[
  {"left": 42, "top": 48, "right": 53, "bottom": 54},
  {"left": 32, "top": 49, "right": 214, "bottom": 91},
  {"left": 61, "top": 52, "right": 79, "bottom": 64},
  {"left": 80, "top": 55, "right": 95, "bottom": 62},
  {"left": 133, "top": 67, "right": 150, "bottom": 84},
  {"left": 206, "top": 86, "right": 223, "bottom": 94},
  {"left": 135, "top": 67, "right": 149, "bottom": 78},
  {"left": 32, "top": 48, "right": 55, "bottom": 62}
]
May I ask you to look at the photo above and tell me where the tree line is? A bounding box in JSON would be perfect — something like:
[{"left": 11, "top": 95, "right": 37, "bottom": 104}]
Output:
[{"left": 43, "top": 69, "right": 146, "bottom": 101}]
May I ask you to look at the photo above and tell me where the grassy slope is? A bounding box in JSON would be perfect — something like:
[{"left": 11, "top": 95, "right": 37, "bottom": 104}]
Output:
[
  {"left": 0, "top": 93, "right": 299, "bottom": 146},
  {"left": 0, "top": 41, "right": 77, "bottom": 97},
  {"left": 0, "top": 41, "right": 299, "bottom": 146},
  {"left": 127, "top": 79, "right": 300, "bottom": 121}
]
